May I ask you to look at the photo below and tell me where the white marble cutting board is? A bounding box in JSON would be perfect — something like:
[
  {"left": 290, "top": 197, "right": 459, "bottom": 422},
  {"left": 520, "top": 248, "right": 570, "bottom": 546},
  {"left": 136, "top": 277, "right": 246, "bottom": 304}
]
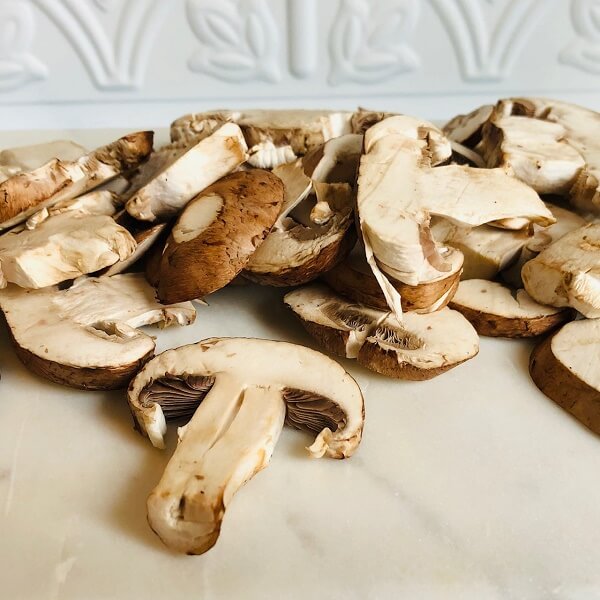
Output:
[{"left": 1, "top": 130, "right": 600, "bottom": 600}]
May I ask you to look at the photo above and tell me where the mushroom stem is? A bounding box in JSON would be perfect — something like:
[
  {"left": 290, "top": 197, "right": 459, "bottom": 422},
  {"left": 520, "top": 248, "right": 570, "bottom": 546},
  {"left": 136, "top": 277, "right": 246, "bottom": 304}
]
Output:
[{"left": 147, "top": 377, "right": 285, "bottom": 555}]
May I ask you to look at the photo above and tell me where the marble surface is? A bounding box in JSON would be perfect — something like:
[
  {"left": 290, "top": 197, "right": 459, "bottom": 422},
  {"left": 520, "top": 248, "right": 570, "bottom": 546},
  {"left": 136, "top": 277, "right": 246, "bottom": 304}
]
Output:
[{"left": 2, "top": 130, "right": 600, "bottom": 600}]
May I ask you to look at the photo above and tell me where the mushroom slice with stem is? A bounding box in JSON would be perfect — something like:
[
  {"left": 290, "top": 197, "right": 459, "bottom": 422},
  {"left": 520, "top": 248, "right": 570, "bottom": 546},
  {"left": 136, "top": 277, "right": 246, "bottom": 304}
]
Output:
[
  {"left": 322, "top": 244, "right": 463, "bottom": 313},
  {"left": 0, "top": 131, "right": 153, "bottom": 231},
  {"left": 125, "top": 123, "right": 248, "bottom": 222},
  {"left": 0, "top": 273, "right": 195, "bottom": 390},
  {"left": 285, "top": 284, "right": 479, "bottom": 380},
  {"left": 127, "top": 338, "right": 364, "bottom": 554},
  {"left": 0, "top": 210, "right": 137, "bottom": 289},
  {"left": 530, "top": 319, "right": 600, "bottom": 434},
  {"left": 449, "top": 279, "right": 573, "bottom": 338},
  {"left": 477, "top": 116, "right": 585, "bottom": 195},
  {"left": 357, "top": 115, "right": 554, "bottom": 317},
  {"left": 431, "top": 218, "right": 532, "bottom": 281},
  {"left": 303, "top": 133, "right": 363, "bottom": 184},
  {"left": 170, "top": 109, "right": 353, "bottom": 169},
  {"left": 0, "top": 140, "right": 87, "bottom": 183},
  {"left": 156, "top": 170, "right": 284, "bottom": 304},
  {"left": 502, "top": 203, "right": 587, "bottom": 288},
  {"left": 244, "top": 161, "right": 356, "bottom": 287},
  {"left": 522, "top": 223, "right": 600, "bottom": 318}
]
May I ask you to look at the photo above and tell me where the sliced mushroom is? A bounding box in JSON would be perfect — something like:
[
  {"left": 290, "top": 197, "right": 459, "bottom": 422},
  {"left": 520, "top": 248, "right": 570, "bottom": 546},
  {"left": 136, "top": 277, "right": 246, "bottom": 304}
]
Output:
[
  {"left": 0, "top": 273, "right": 195, "bottom": 390},
  {"left": 303, "top": 133, "right": 363, "bottom": 184},
  {"left": 0, "top": 131, "right": 153, "bottom": 230},
  {"left": 244, "top": 161, "right": 355, "bottom": 287},
  {"left": 443, "top": 104, "right": 493, "bottom": 148},
  {"left": 322, "top": 244, "right": 462, "bottom": 313},
  {"left": 357, "top": 115, "right": 554, "bottom": 316},
  {"left": 502, "top": 203, "right": 587, "bottom": 288},
  {"left": 127, "top": 337, "right": 364, "bottom": 554},
  {"left": 285, "top": 284, "right": 479, "bottom": 380},
  {"left": 431, "top": 218, "right": 531, "bottom": 281},
  {"left": 530, "top": 319, "right": 600, "bottom": 434},
  {"left": 350, "top": 108, "right": 398, "bottom": 135},
  {"left": 0, "top": 140, "right": 87, "bottom": 183},
  {"left": 449, "top": 279, "right": 573, "bottom": 338},
  {"left": 522, "top": 223, "right": 600, "bottom": 318},
  {"left": 170, "top": 109, "right": 353, "bottom": 170},
  {"left": 125, "top": 124, "right": 248, "bottom": 222},
  {"left": 477, "top": 115, "right": 585, "bottom": 195},
  {"left": 0, "top": 210, "right": 136, "bottom": 289},
  {"left": 156, "top": 170, "right": 284, "bottom": 304}
]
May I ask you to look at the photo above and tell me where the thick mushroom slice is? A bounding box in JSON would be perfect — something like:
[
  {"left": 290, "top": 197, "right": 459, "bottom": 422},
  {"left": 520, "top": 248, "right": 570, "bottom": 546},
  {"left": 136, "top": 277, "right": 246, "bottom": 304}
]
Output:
[
  {"left": 357, "top": 115, "right": 554, "bottom": 316},
  {"left": 502, "top": 203, "right": 587, "bottom": 288},
  {"left": 431, "top": 218, "right": 531, "bottom": 281},
  {"left": 477, "top": 116, "right": 585, "bottom": 195},
  {"left": 0, "top": 209, "right": 136, "bottom": 289},
  {"left": 244, "top": 161, "right": 355, "bottom": 287},
  {"left": 127, "top": 338, "right": 364, "bottom": 554},
  {"left": 170, "top": 109, "right": 353, "bottom": 169},
  {"left": 0, "top": 131, "right": 153, "bottom": 230},
  {"left": 285, "top": 284, "right": 479, "bottom": 380},
  {"left": 156, "top": 170, "right": 284, "bottom": 304},
  {"left": 0, "top": 273, "right": 195, "bottom": 390},
  {"left": 522, "top": 224, "right": 600, "bottom": 318},
  {"left": 125, "top": 123, "right": 248, "bottom": 222},
  {"left": 322, "top": 244, "right": 462, "bottom": 313},
  {"left": 449, "top": 279, "right": 573, "bottom": 338},
  {"left": 530, "top": 319, "right": 600, "bottom": 434},
  {"left": 0, "top": 140, "right": 87, "bottom": 183}
]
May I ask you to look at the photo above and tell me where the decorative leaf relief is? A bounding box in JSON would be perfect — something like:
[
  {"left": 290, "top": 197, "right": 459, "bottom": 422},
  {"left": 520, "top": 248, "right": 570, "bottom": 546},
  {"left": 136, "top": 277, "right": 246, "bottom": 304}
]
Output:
[
  {"left": 186, "top": 0, "right": 281, "bottom": 83},
  {"left": 33, "top": 0, "right": 170, "bottom": 90},
  {"left": 560, "top": 0, "right": 600, "bottom": 74},
  {"left": 0, "top": 2, "right": 47, "bottom": 92},
  {"left": 329, "top": 0, "right": 420, "bottom": 85},
  {"left": 429, "top": 0, "right": 549, "bottom": 82}
]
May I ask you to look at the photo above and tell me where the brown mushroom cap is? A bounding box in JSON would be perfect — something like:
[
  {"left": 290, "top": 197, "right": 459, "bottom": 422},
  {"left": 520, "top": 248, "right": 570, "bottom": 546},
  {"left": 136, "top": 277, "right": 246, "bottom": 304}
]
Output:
[{"left": 157, "top": 170, "right": 284, "bottom": 304}]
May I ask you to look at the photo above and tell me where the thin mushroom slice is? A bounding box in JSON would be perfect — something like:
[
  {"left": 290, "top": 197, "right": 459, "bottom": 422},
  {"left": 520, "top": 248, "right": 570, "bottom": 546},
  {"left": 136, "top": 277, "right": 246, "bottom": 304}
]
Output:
[
  {"left": 357, "top": 115, "right": 554, "bottom": 317},
  {"left": 322, "top": 244, "right": 463, "bottom": 313},
  {"left": 244, "top": 162, "right": 356, "bottom": 287},
  {"left": 302, "top": 134, "right": 363, "bottom": 184},
  {"left": 522, "top": 223, "right": 600, "bottom": 318},
  {"left": 156, "top": 170, "right": 284, "bottom": 304},
  {"left": 443, "top": 104, "right": 494, "bottom": 148},
  {"left": 284, "top": 284, "right": 479, "bottom": 380},
  {"left": 502, "top": 203, "right": 587, "bottom": 288},
  {"left": 125, "top": 123, "right": 248, "bottom": 222},
  {"left": 0, "top": 273, "right": 195, "bottom": 390},
  {"left": 0, "top": 131, "right": 153, "bottom": 230},
  {"left": 170, "top": 109, "right": 353, "bottom": 169},
  {"left": 477, "top": 115, "right": 585, "bottom": 195},
  {"left": 0, "top": 140, "right": 87, "bottom": 183},
  {"left": 530, "top": 319, "right": 600, "bottom": 435},
  {"left": 0, "top": 210, "right": 137, "bottom": 289},
  {"left": 127, "top": 338, "right": 364, "bottom": 555},
  {"left": 449, "top": 279, "right": 573, "bottom": 338}
]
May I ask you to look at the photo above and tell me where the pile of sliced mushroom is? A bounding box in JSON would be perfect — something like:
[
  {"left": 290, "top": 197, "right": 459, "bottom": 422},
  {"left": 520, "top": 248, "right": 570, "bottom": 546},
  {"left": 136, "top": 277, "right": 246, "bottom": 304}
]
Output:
[{"left": 1, "top": 102, "right": 599, "bottom": 554}]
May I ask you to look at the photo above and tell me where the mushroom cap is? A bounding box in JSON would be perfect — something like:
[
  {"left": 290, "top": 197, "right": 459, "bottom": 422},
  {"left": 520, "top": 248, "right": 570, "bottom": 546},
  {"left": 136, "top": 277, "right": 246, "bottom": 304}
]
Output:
[
  {"left": 522, "top": 223, "right": 600, "bottom": 318},
  {"left": 156, "top": 170, "right": 284, "bottom": 303},
  {"left": 0, "top": 131, "right": 153, "bottom": 230},
  {"left": 449, "top": 279, "right": 573, "bottom": 338},
  {"left": 128, "top": 337, "right": 365, "bottom": 456},
  {"left": 125, "top": 123, "right": 248, "bottom": 222},
  {"left": 0, "top": 273, "right": 196, "bottom": 389},
  {"left": 530, "top": 319, "right": 600, "bottom": 434},
  {"left": 285, "top": 284, "right": 479, "bottom": 380}
]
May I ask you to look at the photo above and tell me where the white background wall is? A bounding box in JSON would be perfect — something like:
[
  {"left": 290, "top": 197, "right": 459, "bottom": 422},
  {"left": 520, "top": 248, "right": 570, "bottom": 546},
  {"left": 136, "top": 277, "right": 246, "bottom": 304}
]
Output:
[{"left": 1, "top": 0, "right": 600, "bottom": 130}]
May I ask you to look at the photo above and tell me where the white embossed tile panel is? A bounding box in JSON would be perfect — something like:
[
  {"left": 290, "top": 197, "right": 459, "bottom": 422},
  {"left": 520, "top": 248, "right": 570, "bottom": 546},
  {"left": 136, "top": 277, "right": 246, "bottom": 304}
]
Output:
[{"left": 1, "top": 0, "right": 600, "bottom": 128}]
